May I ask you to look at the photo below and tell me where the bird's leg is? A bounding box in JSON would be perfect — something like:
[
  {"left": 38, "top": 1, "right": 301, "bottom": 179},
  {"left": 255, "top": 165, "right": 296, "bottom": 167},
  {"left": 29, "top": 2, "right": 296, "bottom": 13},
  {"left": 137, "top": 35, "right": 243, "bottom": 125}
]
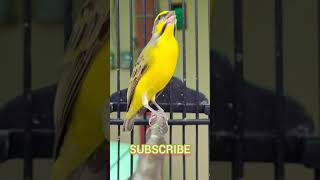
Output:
[
  {"left": 151, "top": 95, "right": 164, "bottom": 112},
  {"left": 150, "top": 95, "right": 168, "bottom": 130},
  {"left": 142, "top": 94, "right": 158, "bottom": 126},
  {"left": 142, "top": 94, "right": 157, "bottom": 114}
]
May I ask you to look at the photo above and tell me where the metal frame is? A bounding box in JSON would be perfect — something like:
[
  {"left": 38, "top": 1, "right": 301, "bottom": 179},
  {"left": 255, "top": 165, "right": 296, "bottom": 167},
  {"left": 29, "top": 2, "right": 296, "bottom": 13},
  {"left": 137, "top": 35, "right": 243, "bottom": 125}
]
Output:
[{"left": 22, "top": 0, "right": 33, "bottom": 179}]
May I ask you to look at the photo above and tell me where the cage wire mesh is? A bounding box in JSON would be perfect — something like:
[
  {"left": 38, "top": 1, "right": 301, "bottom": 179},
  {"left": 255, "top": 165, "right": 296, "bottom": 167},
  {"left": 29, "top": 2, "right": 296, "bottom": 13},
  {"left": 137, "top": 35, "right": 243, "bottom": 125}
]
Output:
[{"left": 109, "top": 0, "right": 210, "bottom": 179}]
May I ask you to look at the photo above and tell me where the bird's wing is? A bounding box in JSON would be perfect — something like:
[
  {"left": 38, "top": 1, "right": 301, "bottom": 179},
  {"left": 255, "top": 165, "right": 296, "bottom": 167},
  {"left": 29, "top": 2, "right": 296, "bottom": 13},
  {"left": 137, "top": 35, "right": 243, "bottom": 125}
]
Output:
[
  {"left": 127, "top": 48, "right": 150, "bottom": 110},
  {"left": 53, "top": 0, "right": 109, "bottom": 158}
]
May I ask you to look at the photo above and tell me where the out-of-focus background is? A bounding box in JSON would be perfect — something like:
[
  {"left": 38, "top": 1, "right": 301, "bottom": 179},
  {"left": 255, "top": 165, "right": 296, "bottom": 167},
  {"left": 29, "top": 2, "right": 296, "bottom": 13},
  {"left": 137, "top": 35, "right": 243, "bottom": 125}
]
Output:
[
  {"left": 0, "top": 0, "right": 85, "bottom": 179},
  {"left": 211, "top": 0, "right": 319, "bottom": 179}
]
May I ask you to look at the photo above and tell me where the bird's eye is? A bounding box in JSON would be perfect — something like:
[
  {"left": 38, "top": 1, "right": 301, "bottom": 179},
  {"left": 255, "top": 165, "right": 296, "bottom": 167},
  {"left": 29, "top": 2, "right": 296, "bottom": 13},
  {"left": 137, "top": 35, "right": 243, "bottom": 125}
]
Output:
[{"left": 158, "top": 14, "right": 166, "bottom": 21}]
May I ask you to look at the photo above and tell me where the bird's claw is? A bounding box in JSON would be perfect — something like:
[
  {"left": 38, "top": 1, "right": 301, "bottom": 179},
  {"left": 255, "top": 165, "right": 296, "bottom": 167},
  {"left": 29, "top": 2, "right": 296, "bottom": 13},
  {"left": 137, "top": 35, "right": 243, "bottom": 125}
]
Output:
[{"left": 149, "top": 111, "right": 168, "bottom": 135}]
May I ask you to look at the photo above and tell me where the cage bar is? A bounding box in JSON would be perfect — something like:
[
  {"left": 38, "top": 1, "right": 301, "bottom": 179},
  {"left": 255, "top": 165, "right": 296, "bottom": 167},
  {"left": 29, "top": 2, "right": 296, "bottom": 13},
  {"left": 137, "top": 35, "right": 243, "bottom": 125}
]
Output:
[
  {"left": 110, "top": 119, "right": 210, "bottom": 125},
  {"left": 130, "top": 127, "right": 134, "bottom": 176},
  {"left": 22, "top": 0, "right": 33, "bottom": 179},
  {"left": 232, "top": 0, "right": 245, "bottom": 179},
  {"left": 153, "top": 0, "right": 158, "bottom": 19},
  {"left": 194, "top": 0, "right": 199, "bottom": 179},
  {"left": 169, "top": 125, "right": 172, "bottom": 180},
  {"left": 116, "top": 0, "right": 121, "bottom": 119},
  {"left": 274, "top": 0, "right": 285, "bottom": 179},
  {"left": 117, "top": 125, "right": 120, "bottom": 180},
  {"left": 129, "top": 0, "right": 134, "bottom": 177},
  {"left": 129, "top": 0, "right": 134, "bottom": 74},
  {"left": 168, "top": 1, "right": 173, "bottom": 179},
  {"left": 168, "top": 0, "right": 173, "bottom": 121},
  {"left": 143, "top": 0, "right": 147, "bottom": 46},
  {"left": 208, "top": 0, "right": 211, "bottom": 179},
  {"left": 318, "top": 0, "right": 320, "bottom": 141},
  {"left": 109, "top": 104, "right": 210, "bottom": 121},
  {"left": 64, "top": 0, "right": 72, "bottom": 47},
  {"left": 181, "top": 1, "right": 187, "bottom": 179},
  {"left": 116, "top": 0, "right": 121, "bottom": 179}
]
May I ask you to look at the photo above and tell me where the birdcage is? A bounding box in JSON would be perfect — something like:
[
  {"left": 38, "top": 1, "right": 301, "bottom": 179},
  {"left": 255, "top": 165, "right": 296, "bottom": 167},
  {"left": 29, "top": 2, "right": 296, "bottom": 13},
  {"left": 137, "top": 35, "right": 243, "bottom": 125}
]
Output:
[{"left": 109, "top": 0, "right": 210, "bottom": 179}]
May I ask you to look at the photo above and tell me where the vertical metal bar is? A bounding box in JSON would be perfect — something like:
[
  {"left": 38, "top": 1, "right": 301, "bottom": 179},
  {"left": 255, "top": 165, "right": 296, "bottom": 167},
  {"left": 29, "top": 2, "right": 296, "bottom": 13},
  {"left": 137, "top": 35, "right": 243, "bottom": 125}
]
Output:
[
  {"left": 195, "top": 125, "right": 199, "bottom": 180},
  {"left": 182, "top": 1, "right": 186, "bottom": 180},
  {"left": 130, "top": 0, "right": 134, "bottom": 75},
  {"left": 194, "top": 0, "right": 199, "bottom": 179},
  {"left": 23, "top": 0, "right": 33, "bottom": 179},
  {"left": 182, "top": 0, "right": 187, "bottom": 119},
  {"left": 129, "top": 0, "right": 134, "bottom": 176},
  {"left": 208, "top": 0, "right": 211, "bottom": 179},
  {"left": 274, "top": 0, "right": 285, "bottom": 179},
  {"left": 153, "top": 0, "right": 158, "bottom": 19},
  {"left": 182, "top": 125, "right": 186, "bottom": 180},
  {"left": 130, "top": 128, "right": 134, "bottom": 176},
  {"left": 116, "top": 0, "right": 121, "bottom": 119},
  {"left": 117, "top": 125, "right": 121, "bottom": 180},
  {"left": 169, "top": 125, "right": 172, "bottom": 180},
  {"left": 232, "top": 0, "right": 244, "bottom": 179},
  {"left": 318, "top": 0, "right": 320, "bottom": 135},
  {"left": 168, "top": 1, "right": 173, "bottom": 180},
  {"left": 143, "top": 0, "right": 147, "bottom": 46},
  {"left": 168, "top": 0, "right": 172, "bottom": 10},
  {"left": 64, "top": 0, "right": 72, "bottom": 48},
  {"left": 116, "top": 0, "right": 121, "bottom": 178},
  {"left": 195, "top": 0, "right": 199, "bottom": 120},
  {"left": 168, "top": 0, "right": 173, "bottom": 122},
  {"left": 144, "top": 125, "right": 147, "bottom": 143}
]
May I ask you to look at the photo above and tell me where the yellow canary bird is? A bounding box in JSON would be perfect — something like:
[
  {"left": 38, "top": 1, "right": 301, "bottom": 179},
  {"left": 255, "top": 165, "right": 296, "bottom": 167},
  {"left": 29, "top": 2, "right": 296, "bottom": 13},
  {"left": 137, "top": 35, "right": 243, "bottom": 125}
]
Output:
[
  {"left": 123, "top": 11, "right": 179, "bottom": 132},
  {"left": 51, "top": 0, "right": 109, "bottom": 179}
]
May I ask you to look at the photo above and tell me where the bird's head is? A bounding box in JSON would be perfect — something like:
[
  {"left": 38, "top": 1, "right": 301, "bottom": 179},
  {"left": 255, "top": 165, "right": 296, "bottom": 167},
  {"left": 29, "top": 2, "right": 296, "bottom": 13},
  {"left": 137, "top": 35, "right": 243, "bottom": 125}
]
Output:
[{"left": 152, "top": 11, "right": 177, "bottom": 38}]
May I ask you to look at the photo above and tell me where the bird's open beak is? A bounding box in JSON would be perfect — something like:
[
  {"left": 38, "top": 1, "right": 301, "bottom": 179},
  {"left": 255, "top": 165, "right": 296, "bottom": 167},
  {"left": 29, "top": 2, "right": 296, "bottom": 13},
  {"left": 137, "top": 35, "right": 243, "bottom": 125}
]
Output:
[{"left": 165, "top": 11, "right": 176, "bottom": 24}]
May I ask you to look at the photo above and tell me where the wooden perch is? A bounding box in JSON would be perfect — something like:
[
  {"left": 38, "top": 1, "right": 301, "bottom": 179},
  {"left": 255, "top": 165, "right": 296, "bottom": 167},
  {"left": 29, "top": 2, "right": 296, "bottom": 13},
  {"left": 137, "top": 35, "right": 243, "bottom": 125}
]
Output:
[{"left": 131, "top": 112, "right": 168, "bottom": 180}]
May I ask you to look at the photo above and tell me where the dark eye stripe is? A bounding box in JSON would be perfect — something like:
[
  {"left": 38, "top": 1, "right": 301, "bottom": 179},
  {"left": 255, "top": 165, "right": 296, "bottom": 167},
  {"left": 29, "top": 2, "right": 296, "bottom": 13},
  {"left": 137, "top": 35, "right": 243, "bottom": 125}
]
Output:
[{"left": 160, "top": 24, "right": 167, "bottom": 35}]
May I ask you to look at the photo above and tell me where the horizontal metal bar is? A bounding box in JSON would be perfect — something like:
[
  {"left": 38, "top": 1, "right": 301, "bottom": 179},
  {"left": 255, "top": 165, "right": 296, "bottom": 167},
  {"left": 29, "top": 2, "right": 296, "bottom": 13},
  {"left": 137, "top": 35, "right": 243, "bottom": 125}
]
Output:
[
  {"left": 0, "top": 130, "right": 53, "bottom": 162},
  {"left": 211, "top": 132, "right": 320, "bottom": 165},
  {"left": 109, "top": 102, "right": 210, "bottom": 115},
  {"left": 110, "top": 119, "right": 210, "bottom": 125}
]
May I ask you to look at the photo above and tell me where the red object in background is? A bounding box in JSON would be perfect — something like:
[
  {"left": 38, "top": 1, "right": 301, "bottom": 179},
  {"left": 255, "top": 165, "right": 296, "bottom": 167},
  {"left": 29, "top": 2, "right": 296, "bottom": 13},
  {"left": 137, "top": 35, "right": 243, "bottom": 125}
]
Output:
[
  {"left": 135, "top": 0, "right": 154, "bottom": 14},
  {"left": 135, "top": 18, "right": 154, "bottom": 48},
  {"left": 135, "top": 0, "right": 155, "bottom": 49},
  {"left": 140, "top": 112, "right": 151, "bottom": 144}
]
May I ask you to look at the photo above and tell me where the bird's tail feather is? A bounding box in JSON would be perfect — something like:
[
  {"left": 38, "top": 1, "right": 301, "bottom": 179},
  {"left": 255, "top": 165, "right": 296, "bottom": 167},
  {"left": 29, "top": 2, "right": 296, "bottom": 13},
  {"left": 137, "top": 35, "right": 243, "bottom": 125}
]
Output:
[
  {"left": 122, "top": 116, "right": 135, "bottom": 132},
  {"left": 123, "top": 108, "right": 146, "bottom": 133}
]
